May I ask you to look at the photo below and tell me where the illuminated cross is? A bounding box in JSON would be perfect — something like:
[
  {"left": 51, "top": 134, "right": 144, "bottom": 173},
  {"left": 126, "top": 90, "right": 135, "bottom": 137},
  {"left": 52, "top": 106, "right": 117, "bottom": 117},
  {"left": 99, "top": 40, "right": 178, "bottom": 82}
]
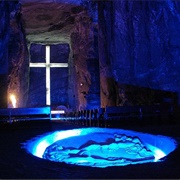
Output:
[{"left": 29, "top": 45, "right": 68, "bottom": 106}]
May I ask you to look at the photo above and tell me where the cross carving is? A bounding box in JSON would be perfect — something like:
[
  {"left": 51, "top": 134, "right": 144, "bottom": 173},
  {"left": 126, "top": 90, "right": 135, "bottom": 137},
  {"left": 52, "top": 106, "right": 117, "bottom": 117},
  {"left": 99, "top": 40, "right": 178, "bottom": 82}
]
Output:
[{"left": 29, "top": 45, "right": 68, "bottom": 105}]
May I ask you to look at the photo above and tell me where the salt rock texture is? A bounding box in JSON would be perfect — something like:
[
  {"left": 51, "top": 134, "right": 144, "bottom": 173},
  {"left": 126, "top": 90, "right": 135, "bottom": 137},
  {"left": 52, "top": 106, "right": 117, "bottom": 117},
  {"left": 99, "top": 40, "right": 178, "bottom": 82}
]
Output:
[
  {"left": 43, "top": 133, "right": 154, "bottom": 167},
  {"left": 0, "top": 1, "right": 29, "bottom": 108},
  {"left": 8, "top": 2, "right": 29, "bottom": 108},
  {"left": 0, "top": 1, "right": 10, "bottom": 108},
  {"left": 20, "top": 1, "right": 84, "bottom": 43},
  {"left": 98, "top": 1, "right": 180, "bottom": 107}
]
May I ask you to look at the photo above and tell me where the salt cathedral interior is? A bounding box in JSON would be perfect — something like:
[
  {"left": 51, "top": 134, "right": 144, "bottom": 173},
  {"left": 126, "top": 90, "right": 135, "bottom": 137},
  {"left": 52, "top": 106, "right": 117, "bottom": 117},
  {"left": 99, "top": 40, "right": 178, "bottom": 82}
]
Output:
[{"left": 0, "top": 0, "right": 180, "bottom": 179}]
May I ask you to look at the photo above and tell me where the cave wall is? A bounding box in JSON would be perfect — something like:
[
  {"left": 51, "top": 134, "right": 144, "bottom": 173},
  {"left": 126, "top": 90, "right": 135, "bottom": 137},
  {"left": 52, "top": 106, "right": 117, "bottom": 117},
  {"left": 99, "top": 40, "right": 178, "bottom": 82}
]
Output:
[
  {"left": 98, "top": 0, "right": 180, "bottom": 107},
  {"left": 2, "top": 0, "right": 179, "bottom": 110},
  {"left": 0, "top": 0, "right": 100, "bottom": 110},
  {"left": 0, "top": 0, "right": 10, "bottom": 108},
  {"left": 25, "top": 3, "right": 100, "bottom": 111},
  {"left": 98, "top": 1, "right": 118, "bottom": 107},
  {"left": 71, "top": 9, "right": 100, "bottom": 111},
  {"left": 7, "top": 2, "right": 29, "bottom": 107},
  {"left": 0, "top": 0, "right": 28, "bottom": 108}
]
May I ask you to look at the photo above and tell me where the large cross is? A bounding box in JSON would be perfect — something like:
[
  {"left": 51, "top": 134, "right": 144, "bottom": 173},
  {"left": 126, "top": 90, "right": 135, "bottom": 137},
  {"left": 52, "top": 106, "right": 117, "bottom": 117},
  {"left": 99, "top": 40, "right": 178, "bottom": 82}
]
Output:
[{"left": 29, "top": 45, "right": 68, "bottom": 106}]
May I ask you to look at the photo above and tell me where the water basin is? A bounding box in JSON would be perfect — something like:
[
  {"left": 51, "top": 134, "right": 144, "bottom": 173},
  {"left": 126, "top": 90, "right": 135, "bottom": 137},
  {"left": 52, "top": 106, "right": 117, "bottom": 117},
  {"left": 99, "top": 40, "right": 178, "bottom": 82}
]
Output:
[{"left": 22, "top": 127, "right": 177, "bottom": 168}]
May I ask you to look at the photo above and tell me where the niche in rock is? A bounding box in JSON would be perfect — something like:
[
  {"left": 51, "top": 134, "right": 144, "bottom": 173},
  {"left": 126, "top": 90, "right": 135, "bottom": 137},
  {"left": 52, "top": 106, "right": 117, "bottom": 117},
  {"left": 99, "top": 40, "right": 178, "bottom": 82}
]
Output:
[{"left": 27, "top": 43, "right": 70, "bottom": 108}]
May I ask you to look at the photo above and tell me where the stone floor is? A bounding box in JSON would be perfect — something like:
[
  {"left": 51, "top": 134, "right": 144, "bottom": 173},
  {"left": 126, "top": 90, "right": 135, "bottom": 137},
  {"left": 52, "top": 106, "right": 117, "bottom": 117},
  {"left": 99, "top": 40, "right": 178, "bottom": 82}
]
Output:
[{"left": 0, "top": 120, "right": 180, "bottom": 179}]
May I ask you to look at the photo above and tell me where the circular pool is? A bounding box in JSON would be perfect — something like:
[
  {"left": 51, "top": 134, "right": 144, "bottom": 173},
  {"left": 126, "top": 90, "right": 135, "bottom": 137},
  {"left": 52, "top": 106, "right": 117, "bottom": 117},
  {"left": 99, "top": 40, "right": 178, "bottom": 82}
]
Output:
[{"left": 22, "top": 127, "right": 177, "bottom": 168}]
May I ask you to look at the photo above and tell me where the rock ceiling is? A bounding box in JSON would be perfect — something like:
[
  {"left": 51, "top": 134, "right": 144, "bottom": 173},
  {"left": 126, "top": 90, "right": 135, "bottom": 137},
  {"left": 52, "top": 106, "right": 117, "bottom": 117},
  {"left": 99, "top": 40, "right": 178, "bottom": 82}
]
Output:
[{"left": 20, "top": 0, "right": 85, "bottom": 44}]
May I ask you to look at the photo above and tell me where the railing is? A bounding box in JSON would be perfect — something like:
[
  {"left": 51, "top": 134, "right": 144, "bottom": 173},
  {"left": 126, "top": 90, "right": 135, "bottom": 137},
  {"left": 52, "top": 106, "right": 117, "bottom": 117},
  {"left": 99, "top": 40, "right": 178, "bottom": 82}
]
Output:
[
  {"left": 0, "top": 106, "right": 51, "bottom": 123},
  {"left": 64, "top": 104, "right": 174, "bottom": 127}
]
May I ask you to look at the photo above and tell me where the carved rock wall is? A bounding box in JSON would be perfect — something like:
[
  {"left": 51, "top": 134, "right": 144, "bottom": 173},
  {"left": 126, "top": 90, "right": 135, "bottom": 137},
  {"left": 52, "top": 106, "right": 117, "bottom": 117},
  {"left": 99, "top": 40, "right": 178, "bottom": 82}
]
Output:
[
  {"left": 98, "top": 1, "right": 180, "bottom": 107},
  {"left": 98, "top": 2, "right": 118, "bottom": 107},
  {"left": 0, "top": 1, "right": 28, "bottom": 108},
  {"left": 71, "top": 9, "right": 100, "bottom": 110},
  {"left": 0, "top": 1, "right": 11, "bottom": 108},
  {"left": 2, "top": 0, "right": 180, "bottom": 110},
  {"left": 7, "top": 2, "right": 29, "bottom": 107}
]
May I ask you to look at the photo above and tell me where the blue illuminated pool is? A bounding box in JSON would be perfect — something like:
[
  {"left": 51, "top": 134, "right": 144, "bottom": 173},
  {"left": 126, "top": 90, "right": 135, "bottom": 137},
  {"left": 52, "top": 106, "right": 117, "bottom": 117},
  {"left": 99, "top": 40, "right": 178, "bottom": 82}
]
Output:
[{"left": 22, "top": 128, "right": 177, "bottom": 168}]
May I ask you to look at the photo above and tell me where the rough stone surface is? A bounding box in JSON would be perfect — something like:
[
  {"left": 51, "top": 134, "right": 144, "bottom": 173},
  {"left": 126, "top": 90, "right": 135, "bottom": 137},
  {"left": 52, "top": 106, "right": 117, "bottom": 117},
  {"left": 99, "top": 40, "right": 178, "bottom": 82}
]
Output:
[
  {"left": 98, "top": 1, "right": 180, "bottom": 107},
  {"left": 98, "top": 2, "right": 118, "bottom": 107},
  {"left": 71, "top": 11, "right": 100, "bottom": 110},
  {"left": 0, "top": 1, "right": 10, "bottom": 108},
  {"left": 0, "top": 1, "right": 28, "bottom": 108},
  {"left": 7, "top": 2, "right": 29, "bottom": 107},
  {"left": 20, "top": 1, "right": 84, "bottom": 43}
]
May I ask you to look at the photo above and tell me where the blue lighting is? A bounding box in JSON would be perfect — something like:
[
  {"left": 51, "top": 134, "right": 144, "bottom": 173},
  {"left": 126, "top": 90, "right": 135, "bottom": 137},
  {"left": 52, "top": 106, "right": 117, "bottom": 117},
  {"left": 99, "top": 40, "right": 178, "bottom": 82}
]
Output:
[
  {"left": 24, "top": 129, "right": 82, "bottom": 158},
  {"left": 22, "top": 128, "right": 177, "bottom": 168}
]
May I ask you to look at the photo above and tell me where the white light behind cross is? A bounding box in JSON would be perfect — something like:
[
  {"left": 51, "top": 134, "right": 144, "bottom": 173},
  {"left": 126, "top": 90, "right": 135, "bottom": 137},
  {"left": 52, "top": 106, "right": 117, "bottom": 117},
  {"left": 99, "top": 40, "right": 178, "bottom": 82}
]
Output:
[{"left": 30, "top": 45, "right": 68, "bottom": 106}]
